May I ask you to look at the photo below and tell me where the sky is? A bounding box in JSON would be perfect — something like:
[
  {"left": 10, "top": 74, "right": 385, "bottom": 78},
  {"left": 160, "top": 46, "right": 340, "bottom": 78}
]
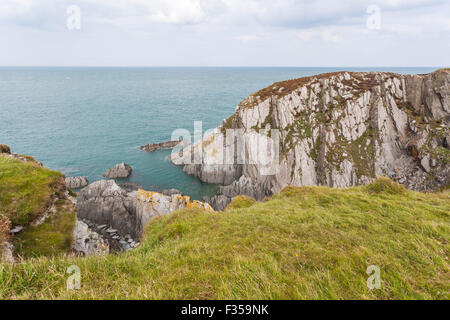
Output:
[{"left": 1, "top": 0, "right": 449, "bottom": 67}]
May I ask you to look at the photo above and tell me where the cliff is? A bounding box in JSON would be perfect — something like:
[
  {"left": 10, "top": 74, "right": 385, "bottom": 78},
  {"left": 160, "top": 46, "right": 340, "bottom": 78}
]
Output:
[{"left": 172, "top": 69, "right": 450, "bottom": 210}]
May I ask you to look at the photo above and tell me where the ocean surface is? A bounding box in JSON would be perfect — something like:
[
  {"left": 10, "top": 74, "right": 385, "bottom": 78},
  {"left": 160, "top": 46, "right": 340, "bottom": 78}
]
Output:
[{"left": 0, "top": 67, "right": 437, "bottom": 199}]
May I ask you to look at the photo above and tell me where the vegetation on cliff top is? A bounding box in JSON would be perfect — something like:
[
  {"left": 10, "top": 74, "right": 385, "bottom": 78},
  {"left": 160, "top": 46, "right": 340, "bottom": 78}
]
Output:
[
  {"left": 0, "top": 153, "right": 74, "bottom": 260},
  {"left": 13, "top": 199, "right": 76, "bottom": 259},
  {"left": 1, "top": 178, "right": 448, "bottom": 300},
  {"left": 0, "top": 155, "right": 64, "bottom": 226}
]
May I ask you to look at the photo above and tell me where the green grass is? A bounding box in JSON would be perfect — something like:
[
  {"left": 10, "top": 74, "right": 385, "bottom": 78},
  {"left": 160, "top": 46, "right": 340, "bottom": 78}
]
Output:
[
  {"left": 13, "top": 199, "right": 76, "bottom": 259},
  {"left": 0, "top": 155, "right": 64, "bottom": 226},
  {"left": 225, "top": 195, "right": 256, "bottom": 210},
  {"left": 1, "top": 178, "right": 448, "bottom": 300}
]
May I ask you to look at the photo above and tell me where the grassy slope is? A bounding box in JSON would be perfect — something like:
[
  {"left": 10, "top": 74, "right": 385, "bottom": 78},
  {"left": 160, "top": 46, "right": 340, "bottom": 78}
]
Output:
[
  {"left": 0, "top": 154, "right": 75, "bottom": 260},
  {"left": 13, "top": 199, "right": 76, "bottom": 259},
  {"left": 1, "top": 178, "right": 448, "bottom": 300},
  {"left": 0, "top": 155, "right": 64, "bottom": 226}
]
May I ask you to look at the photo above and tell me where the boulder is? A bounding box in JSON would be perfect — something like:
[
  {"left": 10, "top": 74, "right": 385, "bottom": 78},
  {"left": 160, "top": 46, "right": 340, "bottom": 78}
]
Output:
[
  {"left": 103, "top": 163, "right": 132, "bottom": 179},
  {"left": 65, "top": 176, "right": 89, "bottom": 189}
]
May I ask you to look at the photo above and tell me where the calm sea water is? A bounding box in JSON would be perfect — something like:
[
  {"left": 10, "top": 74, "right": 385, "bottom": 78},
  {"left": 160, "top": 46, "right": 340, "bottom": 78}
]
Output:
[{"left": 0, "top": 67, "right": 437, "bottom": 199}]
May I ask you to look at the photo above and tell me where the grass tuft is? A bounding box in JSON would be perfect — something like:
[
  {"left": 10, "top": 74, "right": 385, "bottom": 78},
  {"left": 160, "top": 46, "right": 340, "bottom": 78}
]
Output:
[
  {"left": 363, "top": 177, "right": 408, "bottom": 195},
  {"left": 225, "top": 196, "right": 256, "bottom": 211}
]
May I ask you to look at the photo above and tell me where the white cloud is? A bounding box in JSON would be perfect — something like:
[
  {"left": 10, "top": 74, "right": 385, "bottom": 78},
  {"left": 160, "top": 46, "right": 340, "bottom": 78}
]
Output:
[
  {"left": 235, "top": 35, "right": 260, "bottom": 43},
  {"left": 0, "top": 0, "right": 448, "bottom": 66}
]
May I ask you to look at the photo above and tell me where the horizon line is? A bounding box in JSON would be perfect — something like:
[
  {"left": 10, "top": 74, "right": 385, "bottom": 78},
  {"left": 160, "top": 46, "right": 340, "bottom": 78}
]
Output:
[{"left": 0, "top": 65, "right": 445, "bottom": 68}]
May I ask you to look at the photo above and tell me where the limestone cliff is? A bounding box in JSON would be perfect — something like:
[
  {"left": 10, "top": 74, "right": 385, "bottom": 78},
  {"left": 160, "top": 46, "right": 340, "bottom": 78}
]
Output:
[{"left": 172, "top": 69, "right": 450, "bottom": 210}]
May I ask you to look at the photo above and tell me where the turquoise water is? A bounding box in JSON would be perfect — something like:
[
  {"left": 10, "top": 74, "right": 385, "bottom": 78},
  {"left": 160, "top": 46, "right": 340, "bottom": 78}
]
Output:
[{"left": 0, "top": 67, "right": 437, "bottom": 199}]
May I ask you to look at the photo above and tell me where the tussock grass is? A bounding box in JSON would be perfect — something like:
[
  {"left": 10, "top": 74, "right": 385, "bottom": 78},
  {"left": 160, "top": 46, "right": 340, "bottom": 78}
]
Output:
[
  {"left": 0, "top": 156, "right": 64, "bottom": 226},
  {"left": 1, "top": 178, "right": 448, "bottom": 300},
  {"left": 225, "top": 195, "right": 256, "bottom": 211}
]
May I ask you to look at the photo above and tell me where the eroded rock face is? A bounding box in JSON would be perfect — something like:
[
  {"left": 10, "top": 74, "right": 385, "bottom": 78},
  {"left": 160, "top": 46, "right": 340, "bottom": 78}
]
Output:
[
  {"left": 65, "top": 176, "right": 89, "bottom": 189},
  {"left": 76, "top": 180, "right": 138, "bottom": 238},
  {"left": 76, "top": 180, "right": 213, "bottom": 239},
  {"left": 103, "top": 163, "right": 132, "bottom": 179},
  {"left": 136, "top": 190, "right": 213, "bottom": 236},
  {"left": 172, "top": 70, "right": 450, "bottom": 209},
  {"left": 72, "top": 220, "right": 109, "bottom": 256}
]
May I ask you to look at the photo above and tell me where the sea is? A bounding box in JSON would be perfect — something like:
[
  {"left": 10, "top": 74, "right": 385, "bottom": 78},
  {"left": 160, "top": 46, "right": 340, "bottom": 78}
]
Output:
[{"left": 0, "top": 67, "right": 437, "bottom": 199}]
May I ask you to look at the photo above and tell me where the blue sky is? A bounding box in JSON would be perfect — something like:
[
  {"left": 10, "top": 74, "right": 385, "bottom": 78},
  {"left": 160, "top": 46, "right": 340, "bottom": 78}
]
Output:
[{"left": 1, "top": 0, "right": 449, "bottom": 66}]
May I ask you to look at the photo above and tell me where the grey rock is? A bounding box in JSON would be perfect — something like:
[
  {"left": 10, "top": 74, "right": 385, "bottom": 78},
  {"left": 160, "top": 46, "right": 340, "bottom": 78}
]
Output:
[
  {"left": 65, "top": 176, "right": 89, "bottom": 189},
  {"left": 140, "top": 139, "right": 188, "bottom": 152},
  {"left": 76, "top": 180, "right": 213, "bottom": 240},
  {"left": 119, "top": 182, "right": 141, "bottom": 192},
  {"left": 76, "top": 180, "right": 138, "bottom": 238},
  {"left": 103, "top": 163, "right": 132, "bottom": 179},
  {"left": 162, "top": 188, "right": 183, "bottom": 196},
  {"left": 10, "top": 226, "right": 24, "bottom": 234},
  {"left": 72, "top": 220, "right": 109, "bottom": 256}
]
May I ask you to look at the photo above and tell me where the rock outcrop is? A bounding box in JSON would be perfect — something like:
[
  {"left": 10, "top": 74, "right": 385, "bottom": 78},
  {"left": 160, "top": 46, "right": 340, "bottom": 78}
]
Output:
[
  {"left": 76, "top": 180, "right": 138, "bottom": 238},
  {"left": 65, "top": 176, "right": 89, "bottom": 189},
  {"left": 103, "top": 163, "right": 132, "bottom": 179},
  {"left": 140, "top": 140, "right": 188, "bottom": 152},
  {"left": 76, "top": 180, "right": 213, "bottom": 240},
  {"left": 72, "top": 220, "right": 110, "bottom": 256},
  {"left": 172, "top": 69, "right": 450, "bottom": 209}
]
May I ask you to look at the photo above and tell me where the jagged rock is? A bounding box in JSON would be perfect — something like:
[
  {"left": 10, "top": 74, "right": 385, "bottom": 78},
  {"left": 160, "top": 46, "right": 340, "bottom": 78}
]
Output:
[
  {"left": 203, "top": 195, "right": 230, "bottom": 212},
  {"left": 76, "top": 180, "right": 213, "bottom": 239},
  {"left": 162, "top": 188, "right": 183, "bottom": 196},
  {"left": 65, "top": 176, "right": 89, "bottom": 189},
  {"left": 76, "top": 180, "right": 138, "bottom": 238},
  {"left": 72, "top": 220, "right": 109, "bottom": 256},
  {"left": 119, "top": 182, "right": 142, "bottom": 192},
  {"left": 173, "top": 70, "right": 450, "bottom": 209},
  {"left": 103, "top": 163, "right": 132, "bottom": 179},
  {"left": 140, "top": 140, "right": 188, "bottom": 152}
]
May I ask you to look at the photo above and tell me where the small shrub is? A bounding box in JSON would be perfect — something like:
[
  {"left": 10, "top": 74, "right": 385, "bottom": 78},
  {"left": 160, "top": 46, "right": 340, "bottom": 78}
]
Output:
[
  {"left": 364, "top": 177, "right": 408, "bottom": 195},
  {"left": 0, "top": 144, "right": 11, "bottom": 154}
]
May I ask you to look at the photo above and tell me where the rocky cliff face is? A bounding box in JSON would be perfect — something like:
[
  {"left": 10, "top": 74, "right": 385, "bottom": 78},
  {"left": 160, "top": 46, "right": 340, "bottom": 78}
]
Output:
[
  {"left": 76, "top": 180, "right": 213, "bottom": 240},
  {"left": 172, "top": 69, "right": 450, "bottom": 210}
]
